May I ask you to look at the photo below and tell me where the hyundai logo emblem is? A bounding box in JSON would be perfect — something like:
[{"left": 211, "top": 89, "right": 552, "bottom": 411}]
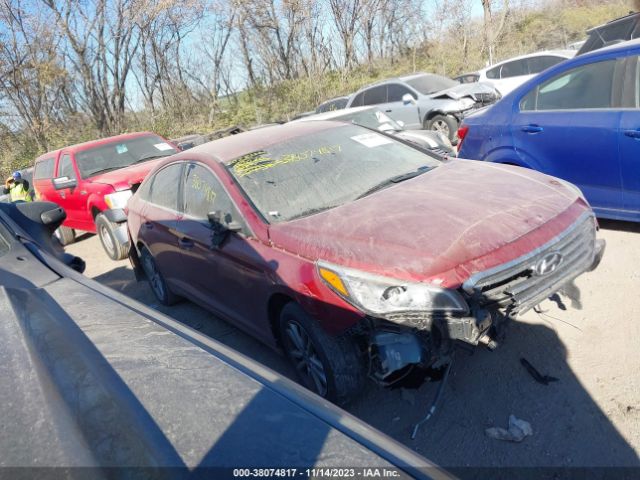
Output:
[{"left": 533, "top": 252, "right": 563, "bottom": 276}]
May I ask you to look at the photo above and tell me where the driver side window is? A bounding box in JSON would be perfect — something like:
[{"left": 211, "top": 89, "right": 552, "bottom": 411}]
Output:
[
  {"left": 58, "top": 154, "right": 76, "bottom": 180},
  {"left": 520, "top": 59, "right": 618, "bottom": 111},
  {"left": 183, "top": 163, "right": 248, "bottom": 233}
]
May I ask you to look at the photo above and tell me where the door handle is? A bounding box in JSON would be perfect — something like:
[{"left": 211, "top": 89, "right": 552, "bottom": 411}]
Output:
[
  {"left": 624, "top": 129, "right": 640, "bottom": 139},
  {"left": 143, "top": 221, "right": 153, "bottom": 229},
  {"left": 521, "top": 125, "right": 543, "bottom": 133},
  {"left": 178, "top": 237, "right": 194, "bottom": 250},
  {"left": 385, "top": 109, "right": 393, "bottom": 113}
]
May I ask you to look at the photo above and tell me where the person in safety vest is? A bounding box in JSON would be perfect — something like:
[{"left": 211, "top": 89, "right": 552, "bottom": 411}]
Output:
[{"left": 3, "top": 171, "right": 32, "bottom": 202}]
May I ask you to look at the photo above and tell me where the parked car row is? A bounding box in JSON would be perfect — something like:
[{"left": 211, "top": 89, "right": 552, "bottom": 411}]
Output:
[{"left": 11, "top": 14, "right": 633, "bottom": 408}]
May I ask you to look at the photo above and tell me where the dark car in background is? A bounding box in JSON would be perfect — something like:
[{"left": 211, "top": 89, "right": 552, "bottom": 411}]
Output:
[
  {"left": 577, "top": 11, "right": 639, "bottom": 55},
  {"left": 293, "top": 106, "right": 456, "bottom": 157},
  {"left": 0, "top": 200, "right": 446, "bottom": 478},
  {"left": 458, "top": 39, "right": 640, "bottom": 222},
  {"left": 345, "top": 73, "right": 500, "bottom": 142},
  {"left": 127, "top": 121, "right": 603, "bottom": 403}
]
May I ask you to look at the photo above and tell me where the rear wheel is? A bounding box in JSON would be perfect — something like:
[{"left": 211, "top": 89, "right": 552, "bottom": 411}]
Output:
[
  {"left": 140, "top": 246, "right": 179, "bottom": 306},
  {"left": 54, "top": 226, "right": 75, "bottom": 246},
  {"left": 426, "top": 114, "right": 458, "bottom": 143},
  {"left": 279, "top": 303, "right": 365, "bottom": 404},
  {"left": 95, "top": 213, "right": 127, "bottom": 260}
]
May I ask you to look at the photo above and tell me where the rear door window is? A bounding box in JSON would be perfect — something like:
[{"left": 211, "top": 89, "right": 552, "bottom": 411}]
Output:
[
  {"left": 527, "top": 55, "right": 567, "bottom": 74},
  {"left": 350, "top": 92, "right": 365, "bottom": 107},
  {"left": 146, "top": 163, "right": 183, "bottom": 210},
  {"left": 486, "top": 65, "right": 501, "bottom": 79},
  {"left": 500, "top": 59, "right": 528, "bottom": 78},
  {"left": 34, "top": 158, "right": 55, "bottom": 180}
]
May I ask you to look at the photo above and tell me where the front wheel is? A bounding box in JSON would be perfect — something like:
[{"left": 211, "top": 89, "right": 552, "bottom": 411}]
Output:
[
  {"left": 95, "top": 213, "right": 127, "bottom": 260},
  {"left": 139, "top": 247, "right": 180, "bottom": 306},
  {"left": 426, "top": 114, "right": 458, "bottom": 143},
  {"left": 279, "top": 303, "right": 365, "bottom": 404}
]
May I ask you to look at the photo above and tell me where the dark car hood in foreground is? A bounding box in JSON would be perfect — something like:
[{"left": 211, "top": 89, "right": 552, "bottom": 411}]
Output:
[
  {"left": 0, "top": 219, "right": 445, "bottom": 477},
  {"left": 268, "top": 161, "right": 586, "bottom": 288}
]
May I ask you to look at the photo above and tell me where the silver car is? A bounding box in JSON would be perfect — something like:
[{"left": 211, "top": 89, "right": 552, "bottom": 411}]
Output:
[
  {"left": 346, "top": 73, "right": 500, "bottom": 141},
  {"left": 293, "top": 106, "right": 456, "bottom": 157}
]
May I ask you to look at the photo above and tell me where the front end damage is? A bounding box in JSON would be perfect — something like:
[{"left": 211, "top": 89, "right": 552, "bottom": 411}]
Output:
[{"left": 356, "top": 213, "right": 606, "bottom": 386}]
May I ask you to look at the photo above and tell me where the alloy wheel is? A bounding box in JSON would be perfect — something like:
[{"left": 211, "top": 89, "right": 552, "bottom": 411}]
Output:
[
  {"left": 142, "top": 253, "right": 165, "bottom": 301},
  {"left": 285, "top": 320, "right": 328, "bottom": 397}
]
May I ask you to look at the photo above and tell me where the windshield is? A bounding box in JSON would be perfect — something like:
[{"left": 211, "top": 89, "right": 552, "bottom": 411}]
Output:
[
  {"left": 227, "top": 124, "right": 441, "bottom": 223},
  {"left": 337, "top": 109, "right": 403, "bottom": 132},
  {"left": 404, "top": 74, "right": 458, "bottom": 95},
  {"left": 75, "top": 135, "right": 178, "bottom": 178}
]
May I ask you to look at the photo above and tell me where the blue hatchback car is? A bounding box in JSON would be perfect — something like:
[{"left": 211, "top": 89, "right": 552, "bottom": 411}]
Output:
[{"left": 458, "top": 39, "right": 640, "bottom": 222}]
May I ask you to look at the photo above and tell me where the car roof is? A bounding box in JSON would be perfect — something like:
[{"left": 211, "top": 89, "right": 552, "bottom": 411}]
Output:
[
  {"left": 188, "top": 120, "right": 348, "bottom": 164},
  {"left": 35, "top": 131, "right": 161, "bottom": 160},
  {"left": 586, "top": 11, "right": 638, "bottom": 33},
  {"left": 478, "top": 49, "right": 575, "bottom": 72}
]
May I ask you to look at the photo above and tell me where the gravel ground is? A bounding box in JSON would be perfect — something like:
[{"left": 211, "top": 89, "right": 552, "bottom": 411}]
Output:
[{"left": 66, "top": 220, "right": 640, "bottom": 471}]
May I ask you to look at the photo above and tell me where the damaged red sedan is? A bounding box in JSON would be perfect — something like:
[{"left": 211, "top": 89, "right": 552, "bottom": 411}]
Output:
[{"left": 127, "top": 121, "right": 605, "bottom": 403}]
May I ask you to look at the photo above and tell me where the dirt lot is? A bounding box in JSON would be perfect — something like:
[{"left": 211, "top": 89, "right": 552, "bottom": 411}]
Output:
[{"left": 66, "top": 221, "right": 640, "bottom": 470}]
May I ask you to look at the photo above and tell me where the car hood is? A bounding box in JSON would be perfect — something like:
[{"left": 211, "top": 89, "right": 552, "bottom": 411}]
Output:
[
  {"left": 87, "top": 159, "right": 164, "bottom": 191},
  {"left": 268, "top": 161, "right": 587, "bottom": 287},
  {"left": 429, "top": 81, "right": 496, "bottom": 100}
]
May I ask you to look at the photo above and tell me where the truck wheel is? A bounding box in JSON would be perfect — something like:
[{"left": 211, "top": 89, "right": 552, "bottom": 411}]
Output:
[
  {"left": 279, "top": 303, "right": 365, "bottom": 405},
  {"left": 54, "top": 226, "right": 75, "bottom": 246},
  {"left": 426, "top": 114, "right": 458, "bottom": 143},
  {"left": 95, "top": 213, "right": 127, "bottom": 261},
  {"left": 139, "top": 247, "right": 180, "bottom": 306}
]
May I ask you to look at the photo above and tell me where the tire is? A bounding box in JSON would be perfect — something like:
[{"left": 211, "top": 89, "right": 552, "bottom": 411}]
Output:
[
  {"left": 279, "top": 303, "right": 365, "bottom": 404},
  {"left": 95, "top": 213, "right": 127, "bottom": 260},
  {"left": 54, "top": 226, "right": 75, "bottom": 246},
  {"left": 139, "top": 246, "right": 180, "bottom": 306},
  {"left": 426, "top": 114, "right": 459, "bottom": 143}
]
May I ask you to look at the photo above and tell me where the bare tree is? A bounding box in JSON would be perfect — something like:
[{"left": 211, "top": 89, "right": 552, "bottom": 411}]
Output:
[
  {"left": 481, "top": 0, "right": 510, "bottom": 64},
  {"left": 42, "top": 0, "right": 145, "bottom": 135},
  {"left": 328, "top": 0, "right": 362, "bottom": 69}
]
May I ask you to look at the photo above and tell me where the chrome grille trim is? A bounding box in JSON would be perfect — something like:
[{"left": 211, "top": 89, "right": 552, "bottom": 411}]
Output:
[{"left": 462, "top": 212, "right": 596, "bottom": 314}]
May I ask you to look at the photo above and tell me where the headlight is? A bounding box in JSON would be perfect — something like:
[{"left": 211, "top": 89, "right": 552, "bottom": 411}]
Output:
[
  {"left": 458, "top": 97, "right": 475, "bottom": 110},
  {"left": 104, "top": 190, "right": 132, "bottom": 209},
  {"left": 317, "top": 261, "right": 468, "bottom": 318}
]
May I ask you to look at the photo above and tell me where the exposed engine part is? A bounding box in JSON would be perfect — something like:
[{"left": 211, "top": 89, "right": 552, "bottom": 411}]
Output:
[{"left": 369, "top": 331, "right": 425, "bottom": 386}]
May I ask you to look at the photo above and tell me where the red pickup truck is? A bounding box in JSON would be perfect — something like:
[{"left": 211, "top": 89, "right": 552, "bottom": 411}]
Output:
[{"left": 33, "top": 132, "right": 178, "bottom": 259}]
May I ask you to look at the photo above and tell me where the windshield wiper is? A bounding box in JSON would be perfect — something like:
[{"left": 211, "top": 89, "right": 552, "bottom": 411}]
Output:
[
  {"left": 87, "top": 166, "right": 124, "bottom": 176},
  {"left": 135, "top": 153, "right": 171, "bottom": 163},
  {"left": 286, "top": 204, "right": 340, "bottom": 221},
  {"left": 356, "top": 167, "right": 432, "bottom": 200}
]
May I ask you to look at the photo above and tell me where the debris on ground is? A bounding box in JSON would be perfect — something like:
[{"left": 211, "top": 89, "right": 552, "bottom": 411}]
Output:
[
  {"left": 485, "top": 415, "right": 533, "bottom": 442},
  {"left": 520, "top": 357, "right": 559, "bottom": 385}
]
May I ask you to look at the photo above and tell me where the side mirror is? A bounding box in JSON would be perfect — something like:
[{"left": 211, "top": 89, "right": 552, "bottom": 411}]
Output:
[
  {"left": 402, "top": 93, "right": 417, "bottom": 106},
  {"left": 207, "top": 210, "right": 242, "bottom": 247},
  {"left": 52, "top": 176, "right": 77, "bottom": 191}
]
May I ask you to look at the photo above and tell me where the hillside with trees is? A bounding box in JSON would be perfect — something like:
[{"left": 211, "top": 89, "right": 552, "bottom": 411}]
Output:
[{"left": 0, "top": 0, "right": 632, "bottom": 177}]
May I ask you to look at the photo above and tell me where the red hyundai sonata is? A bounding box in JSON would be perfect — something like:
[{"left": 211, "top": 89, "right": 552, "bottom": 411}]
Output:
[{"left": 127, "top": 121, "right": 604, "bottom": 403}]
